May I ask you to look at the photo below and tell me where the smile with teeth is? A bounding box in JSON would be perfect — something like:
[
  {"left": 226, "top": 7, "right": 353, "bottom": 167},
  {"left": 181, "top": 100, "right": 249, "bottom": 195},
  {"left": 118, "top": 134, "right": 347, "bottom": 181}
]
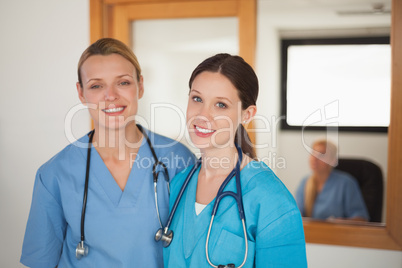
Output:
[
  {"left": 103, "top": 107, "right": 125, "bottom": 113},
  {"left": 195, "top": 125, "right": 215, "bottom": 134}
]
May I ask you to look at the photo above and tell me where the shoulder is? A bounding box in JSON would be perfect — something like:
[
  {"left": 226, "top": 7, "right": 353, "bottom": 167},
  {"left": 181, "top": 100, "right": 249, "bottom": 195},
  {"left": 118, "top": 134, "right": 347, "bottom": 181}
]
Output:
[
  {"left": 241, "top": 161, "right": 285, "bottom": 189},
  {"left": 142, "top": 127, "right": 196, "bottom": 169},
  {"left": 170, "top": 164, "right": 196, "bottom": 187},
  {"left": 36, "top": 133, "right": 89, "bottom": 188},
  {"left": 38, "top": 133, "right": 88, "bottom": 175},
  {"left": 241, "top": 161, "right": 295, "bottom": 202},
  {"left": 241, "top": 162, "right": 302, "bottom": 229},
  {"left": 295, "top": 175, "right": 309, "bottom": 194},
  {"left": 329, "top": 169, "right": 358, "bottom": 186},
  {"left": 33, "top": 133, "right": 90, "bottom": 202},
  {"left": 143, "top": 128, "right": 194, "bottom": 156}
]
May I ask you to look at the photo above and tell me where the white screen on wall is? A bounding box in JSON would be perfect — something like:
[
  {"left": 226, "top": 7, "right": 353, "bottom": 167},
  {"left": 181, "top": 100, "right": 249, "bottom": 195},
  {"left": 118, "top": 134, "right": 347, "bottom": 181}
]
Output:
[{"left": 286, "top": 44, "right": 391, "bottom": 128}]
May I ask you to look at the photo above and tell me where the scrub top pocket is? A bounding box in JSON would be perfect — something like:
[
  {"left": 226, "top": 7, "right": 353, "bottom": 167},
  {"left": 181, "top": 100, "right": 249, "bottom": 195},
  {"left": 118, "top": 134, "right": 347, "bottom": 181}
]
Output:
[{"left": 210, "top": 228, "right": 255, "bottom": 268}]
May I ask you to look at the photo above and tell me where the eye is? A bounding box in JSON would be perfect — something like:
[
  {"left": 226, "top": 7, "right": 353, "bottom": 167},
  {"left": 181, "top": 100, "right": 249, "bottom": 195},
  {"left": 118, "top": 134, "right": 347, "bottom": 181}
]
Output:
[
  {"left": 192, "top": 96, "right": 202, "bottom": 103},
  {"left": 216, "top": 102, "right": 227, "bottom": 109},
  {"left": 121, "top": 81, "right": 130, "bottom": 86},
  {"left": 90, "top": 84, "right": 101, "bottom": 89}
]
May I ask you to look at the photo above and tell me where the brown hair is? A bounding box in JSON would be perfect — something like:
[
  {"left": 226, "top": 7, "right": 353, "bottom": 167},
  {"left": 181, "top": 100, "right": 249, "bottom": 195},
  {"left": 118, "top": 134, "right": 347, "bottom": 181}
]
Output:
[
  {"left": 77, "top": 38, "right": 141, "bottom": 87},
  {"left": 189, "top": 53, "right": 259, "bottom": 158}
]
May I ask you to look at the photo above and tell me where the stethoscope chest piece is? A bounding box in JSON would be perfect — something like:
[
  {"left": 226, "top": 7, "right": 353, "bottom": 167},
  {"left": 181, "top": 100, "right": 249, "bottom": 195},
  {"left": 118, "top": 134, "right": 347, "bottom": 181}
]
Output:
[
  {"left": 155, "top": 227, "right": 173, "bottom": 247},
  {"left": 76, "top": 241, "right": 88, "bottom": 259}
]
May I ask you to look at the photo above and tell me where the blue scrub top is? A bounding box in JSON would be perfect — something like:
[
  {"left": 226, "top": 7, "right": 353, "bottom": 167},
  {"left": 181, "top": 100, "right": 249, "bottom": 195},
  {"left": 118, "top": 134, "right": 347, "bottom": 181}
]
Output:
[
  {"left": 164, "top": 161, "right": 307, "bottom": 268},
  {"left": 295, "top": 169, "right": 369, "bottom": 220},
  {"left": 20, "top": 126, "right": 196, "bottom": 268}
]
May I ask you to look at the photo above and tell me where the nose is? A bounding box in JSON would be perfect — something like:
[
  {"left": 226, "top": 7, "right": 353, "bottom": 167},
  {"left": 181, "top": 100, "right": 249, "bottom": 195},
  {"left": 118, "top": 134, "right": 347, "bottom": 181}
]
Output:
[
  {"left": 104, "top": 85, "right": 118, "bottom": 101},
  {"left": 197, "top": 103, "right": 214, "bottom": 121}
]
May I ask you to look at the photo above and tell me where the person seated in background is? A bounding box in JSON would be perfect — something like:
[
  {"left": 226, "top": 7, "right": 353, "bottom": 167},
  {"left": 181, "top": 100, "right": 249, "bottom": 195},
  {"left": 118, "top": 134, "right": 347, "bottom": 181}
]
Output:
[{"left": 295, "top": 139, "right": 369, "bottom": 221}]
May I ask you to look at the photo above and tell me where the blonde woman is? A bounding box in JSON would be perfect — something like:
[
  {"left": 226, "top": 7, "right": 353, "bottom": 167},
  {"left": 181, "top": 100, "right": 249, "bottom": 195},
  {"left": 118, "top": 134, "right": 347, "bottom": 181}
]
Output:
[
  {"left": 20, "top": 38, "right": 195, "bottom": 268},
  {"left": 295, "top": 139, "right": 368, "bottom": 221}
]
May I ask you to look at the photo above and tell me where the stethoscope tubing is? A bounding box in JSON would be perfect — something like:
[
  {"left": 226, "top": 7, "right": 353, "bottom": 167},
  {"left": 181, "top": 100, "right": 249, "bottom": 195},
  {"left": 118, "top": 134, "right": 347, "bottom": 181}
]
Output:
[
  {"left": 164, "top": 158, "right": 202, "bottom": 230},
  {"left": 80, "top": 130, "right": 94, "bottom": 243},
  {"left": 138, "top": 124, "right": 170, "bottom": 229},
  {"left": 205, "top": 217, "right": 248, "bottom": 268},
  {"left": 206, "top": 146, "right": 247, "bottom": 268}
]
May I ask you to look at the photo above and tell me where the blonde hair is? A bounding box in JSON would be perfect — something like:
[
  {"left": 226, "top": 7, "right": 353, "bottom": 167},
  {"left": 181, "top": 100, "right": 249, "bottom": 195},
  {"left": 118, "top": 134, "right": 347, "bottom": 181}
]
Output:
[
  {"left": 304, "top": 175, "right": 317, "bottom": 217},
  {"left": 77, "top": 38, "right": 141, "bottom": 86}
]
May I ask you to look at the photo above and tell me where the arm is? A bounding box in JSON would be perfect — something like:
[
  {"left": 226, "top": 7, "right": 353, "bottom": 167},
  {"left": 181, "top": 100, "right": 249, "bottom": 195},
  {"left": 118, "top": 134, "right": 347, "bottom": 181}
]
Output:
[
  {"left": 20, "top": 171, "right": 66, "bottom": 268},
  {"left": 255, "top": 209, "right": 307, "bottom": 267}
]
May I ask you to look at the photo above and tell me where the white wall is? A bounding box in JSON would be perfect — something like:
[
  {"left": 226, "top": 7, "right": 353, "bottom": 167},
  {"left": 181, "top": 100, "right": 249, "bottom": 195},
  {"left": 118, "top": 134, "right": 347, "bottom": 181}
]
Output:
[
  {"left": 0, "top": 0, "right": 401, "bottom": 267},
  {"left": 0, "top": 0, "right": 90, "bottom": 267}
]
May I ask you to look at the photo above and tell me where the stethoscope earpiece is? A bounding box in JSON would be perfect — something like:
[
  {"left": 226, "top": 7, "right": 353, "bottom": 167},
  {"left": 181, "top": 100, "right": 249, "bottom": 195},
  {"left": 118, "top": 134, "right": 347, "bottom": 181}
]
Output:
[{"left": 76, "top": 241, "right": 89, "bottom": 259}]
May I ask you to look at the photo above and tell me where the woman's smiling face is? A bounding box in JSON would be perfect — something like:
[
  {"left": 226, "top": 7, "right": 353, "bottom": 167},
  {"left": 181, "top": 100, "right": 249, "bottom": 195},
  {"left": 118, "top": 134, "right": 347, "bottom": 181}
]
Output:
[
  {"left": 77, "top": 53, "right": 144, "bottom": 131},
  {"left": 186, "top": 71, "right": 244, "bottom": 149}
]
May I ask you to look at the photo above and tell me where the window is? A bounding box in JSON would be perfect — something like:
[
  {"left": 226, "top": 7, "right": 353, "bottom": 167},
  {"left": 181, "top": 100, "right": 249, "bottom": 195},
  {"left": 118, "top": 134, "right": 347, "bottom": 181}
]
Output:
[{"left": 280, "top": 36, "right": 390, "bottom": 132}]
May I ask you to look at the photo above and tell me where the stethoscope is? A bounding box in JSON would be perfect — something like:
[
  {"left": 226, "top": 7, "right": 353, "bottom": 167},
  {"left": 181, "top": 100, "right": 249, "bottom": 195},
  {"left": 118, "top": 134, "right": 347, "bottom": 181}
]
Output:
[
  {"left": 76, "top": 125, "right": 169, "bottom": 259},
  {"left": 155, "top": 144, "right": 248, "bottom": 268}
]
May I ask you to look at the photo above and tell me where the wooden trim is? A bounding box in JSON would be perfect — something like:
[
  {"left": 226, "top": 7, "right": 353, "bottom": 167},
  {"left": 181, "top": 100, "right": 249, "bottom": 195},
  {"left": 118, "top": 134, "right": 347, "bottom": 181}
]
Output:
[
  {"left": 124, "top": 1, "right": 237, "bottom": 20},
  {"left": 237, "top": 0, "right": 257, "bottom": 145},
  {"left": 387, "top": 0, "right": 402, "bottom": 245},
  {"left": 104, "top": 0, "right": 232, "bottom": 4},
  {"left": 237, "top": 0, "right": 256, "bottom": 67},
  {"left": 111, "top": 5, "right": 130, "bottom": 44},
  {"left": 90, "top": 0, "right": 104, "bottom": 43},
  {"left": 303, "top": 220, "right": 402, "bottom": 250}
]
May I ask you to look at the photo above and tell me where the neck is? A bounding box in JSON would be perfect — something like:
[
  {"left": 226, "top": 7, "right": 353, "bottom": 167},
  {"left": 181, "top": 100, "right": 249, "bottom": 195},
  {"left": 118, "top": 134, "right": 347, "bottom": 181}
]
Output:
[
  {"left": 313, "top": 168, "right": 332, "bottom": 184},
  {"left": 199, "top": 145, "right": 239, "bottom": 177},
  {"left": 92, "top": 122, "right": 143, "bottom": 160}
]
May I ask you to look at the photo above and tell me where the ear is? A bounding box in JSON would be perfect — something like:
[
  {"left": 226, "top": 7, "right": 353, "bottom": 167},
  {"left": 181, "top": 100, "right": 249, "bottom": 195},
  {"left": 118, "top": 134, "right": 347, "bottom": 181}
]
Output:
[
  {"left": 138, "top": 75, "right": 144, "bottom": 99},
  {"left": 241, "top": 105, "right": 257, "bottom": 124},
  {"left": 76, "top": 82, "right": 87, "bottom": 106}
]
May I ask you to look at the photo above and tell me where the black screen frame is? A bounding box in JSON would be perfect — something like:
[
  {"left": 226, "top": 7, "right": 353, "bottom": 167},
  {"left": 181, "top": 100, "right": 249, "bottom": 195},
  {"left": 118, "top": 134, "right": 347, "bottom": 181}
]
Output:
[{"left": 280, "top": 36, "right": 390, "bottom": 133}]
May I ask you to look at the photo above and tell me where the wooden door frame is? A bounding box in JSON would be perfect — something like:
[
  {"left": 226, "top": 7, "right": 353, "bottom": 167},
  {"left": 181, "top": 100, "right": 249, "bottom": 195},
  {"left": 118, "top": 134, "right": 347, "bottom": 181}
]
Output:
[{"left": 91, "top": 0, "right": 256, "bottom": 144}]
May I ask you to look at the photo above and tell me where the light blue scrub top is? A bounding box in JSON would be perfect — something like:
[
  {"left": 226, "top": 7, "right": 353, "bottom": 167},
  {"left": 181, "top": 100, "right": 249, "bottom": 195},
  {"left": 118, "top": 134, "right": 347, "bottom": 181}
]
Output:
[
  {"left": 21, "top": 127, "right": 196, "bottom": 268},
  {"left": 164, "top": 161, "right": 307, "bottom": 268},
  {"left": 295, "top": 169, "right": 369, "bottom": 220}
]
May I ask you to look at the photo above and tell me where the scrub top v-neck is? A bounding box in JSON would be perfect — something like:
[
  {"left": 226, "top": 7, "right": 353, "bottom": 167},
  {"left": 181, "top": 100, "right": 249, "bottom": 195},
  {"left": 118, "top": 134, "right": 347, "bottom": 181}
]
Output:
[{"left": 89, "top": 134, "right": 150, "bottom": 208}]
